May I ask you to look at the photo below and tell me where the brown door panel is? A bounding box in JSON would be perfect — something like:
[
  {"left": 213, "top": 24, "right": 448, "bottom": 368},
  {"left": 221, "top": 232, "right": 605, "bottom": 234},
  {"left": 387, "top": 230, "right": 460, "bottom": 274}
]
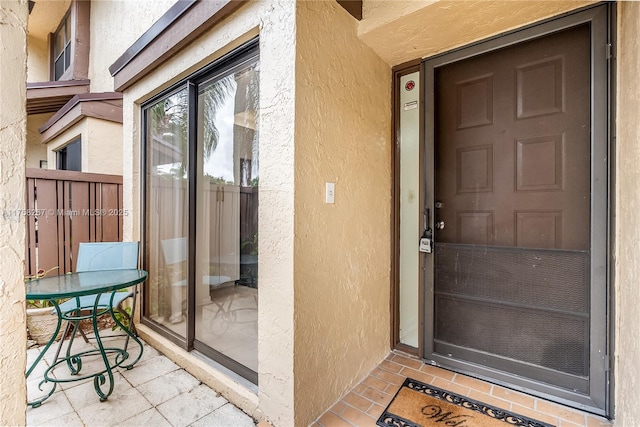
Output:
[{"left": 435, "top": 24, "right": 590, "bottom": 251}]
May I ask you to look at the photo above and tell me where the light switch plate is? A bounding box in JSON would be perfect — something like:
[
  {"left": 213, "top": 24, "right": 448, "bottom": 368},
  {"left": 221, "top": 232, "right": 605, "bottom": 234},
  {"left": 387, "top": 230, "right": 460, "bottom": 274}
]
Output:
[{"left": 325, "top": 182, "right": 335, "bottom": 204}]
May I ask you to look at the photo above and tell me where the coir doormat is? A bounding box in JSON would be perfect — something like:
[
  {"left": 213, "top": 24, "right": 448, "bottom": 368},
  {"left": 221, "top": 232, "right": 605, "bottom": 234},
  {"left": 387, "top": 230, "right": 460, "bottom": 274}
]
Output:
[{"left": 376, "top": 378, "right": 555, "bottom": 427}]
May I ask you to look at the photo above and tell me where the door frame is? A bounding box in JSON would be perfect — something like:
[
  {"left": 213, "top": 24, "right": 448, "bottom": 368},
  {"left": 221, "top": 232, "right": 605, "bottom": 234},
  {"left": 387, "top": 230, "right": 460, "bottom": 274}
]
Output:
[
  {"left": 418, "top": 4, "right": 613, "bottom": 416},
  {"left": 140, "top": 38, "right": 260, "bottom": 385}
]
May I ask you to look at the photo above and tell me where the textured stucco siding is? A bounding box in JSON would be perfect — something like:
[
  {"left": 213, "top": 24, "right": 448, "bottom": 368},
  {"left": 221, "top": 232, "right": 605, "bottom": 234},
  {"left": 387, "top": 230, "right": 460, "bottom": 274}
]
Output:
[
  {"left": 121, "top": 1, "right": 297, "bottom": 425},
  {"left": 293, "top": 2, "right": 392, "bottom": 425},
  {"left": 26, "top": 113, "right": 51, "bottom": 168},
  {"left": 0, "top": 1, "right": 28, "bottom": 425},
  {"left": 89, "top": 0, "right": 175, "bottom": 93},
  {"left": 26, "top": 34, "right": 48, "bottom": 82},
  {"left": 84, "top": 118, "right": 124, "bottom": 175},
  {"left": 614, "top": 2, "right": 640, "bottom": 426},
  {"left": 359, "top": 0, "right": 595, "bottom": 66}
]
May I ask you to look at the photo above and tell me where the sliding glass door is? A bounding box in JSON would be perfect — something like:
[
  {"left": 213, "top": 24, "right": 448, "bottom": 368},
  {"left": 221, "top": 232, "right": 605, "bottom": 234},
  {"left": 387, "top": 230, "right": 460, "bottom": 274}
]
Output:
[{"left": 143, "top": 42, "right": 259, "bottom": 383}]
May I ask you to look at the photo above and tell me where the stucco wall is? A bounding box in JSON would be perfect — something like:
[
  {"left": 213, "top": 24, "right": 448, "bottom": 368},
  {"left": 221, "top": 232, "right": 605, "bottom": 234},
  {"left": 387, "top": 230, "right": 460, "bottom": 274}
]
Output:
[
  {"left": 89, "top": 0, "right": 175, "bottom": 93},
  {"left": 293, "top": 2, "right": 392, "bottom": 425},
  {"left": 614, "top": 3, "right": 640, "bottom": 425},
  {"left": 121, "top": 1, "right": 297, "bottom": 425},
  {"left": 26, "top": 113, "right": 51, "bottom": 168},
  {"left": 359, "top": 0, "right": 595, "bottom": 66},
  {"left": 26, "top": 34, "right": 48, "bottom": 82},
  {"left": 46, "top": 117, "right": 123, "bottom": 175},
  {"left": 84, "top": 118, "right": 123, "bottom": 175},
  {"left": 0, "top": 1, "right": 28, "bottom": 425}
]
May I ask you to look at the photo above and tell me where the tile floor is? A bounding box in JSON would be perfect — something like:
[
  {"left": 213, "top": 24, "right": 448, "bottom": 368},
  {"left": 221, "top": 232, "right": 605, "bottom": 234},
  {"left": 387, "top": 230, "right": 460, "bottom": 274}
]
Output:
[
  {"left": 27, "top": 331, "right": 615, "bottom": 427},
  {"left": 313, "top": 351, "right": 614, "bottom": 427},
  {"left": 26, "top": 333, "right": 257, "bottom": 427}
]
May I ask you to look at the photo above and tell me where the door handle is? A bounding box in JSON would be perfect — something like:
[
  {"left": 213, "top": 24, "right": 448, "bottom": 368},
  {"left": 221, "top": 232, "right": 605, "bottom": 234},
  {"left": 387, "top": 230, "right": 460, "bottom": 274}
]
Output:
[{"left": 435, "top": 221, "right": 445, "bottom": 230}]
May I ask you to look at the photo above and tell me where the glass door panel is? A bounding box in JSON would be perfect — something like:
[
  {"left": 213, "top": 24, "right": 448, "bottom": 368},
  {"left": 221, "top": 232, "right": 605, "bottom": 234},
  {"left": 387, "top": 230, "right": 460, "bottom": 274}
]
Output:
[
  {"left": 195, "top": 59, "right": 259, "bottom": 374},
  {"left": 145, "top": 88, "right": 189, "bottom": 338}
]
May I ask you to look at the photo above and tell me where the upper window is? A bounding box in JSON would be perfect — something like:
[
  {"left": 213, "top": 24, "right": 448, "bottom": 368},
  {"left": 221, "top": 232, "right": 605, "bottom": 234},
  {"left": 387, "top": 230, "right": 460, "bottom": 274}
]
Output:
[
  {"left": 53, "top": 12, "right": 72, "bottom": 80},
  {"left": 49, "top": 1, "right": 90, "bottom": 82},
  {"left": 57, "top": 139, "right": 81, "bottom": 171}
]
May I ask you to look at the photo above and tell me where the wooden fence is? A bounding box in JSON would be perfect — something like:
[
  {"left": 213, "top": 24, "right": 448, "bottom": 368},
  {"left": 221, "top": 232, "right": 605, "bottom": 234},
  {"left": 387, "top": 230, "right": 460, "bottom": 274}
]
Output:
[
  {"left": 239, "top": 186, "right": 258, "bottom": 251},
  {"left": 25, "top": 168, "right": 123, "bottom": 276}
]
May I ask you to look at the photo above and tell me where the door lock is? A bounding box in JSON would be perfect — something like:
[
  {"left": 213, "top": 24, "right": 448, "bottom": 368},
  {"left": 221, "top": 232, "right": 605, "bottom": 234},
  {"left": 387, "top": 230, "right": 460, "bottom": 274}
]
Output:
[{"left": 435, "top": 221, "right": 445, "bottom": 230}]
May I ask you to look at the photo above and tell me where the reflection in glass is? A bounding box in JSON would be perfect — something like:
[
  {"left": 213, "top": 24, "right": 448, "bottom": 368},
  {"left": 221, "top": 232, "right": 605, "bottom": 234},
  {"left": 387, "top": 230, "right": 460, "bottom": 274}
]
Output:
[
  {"left": 145, "top": 88, "right": 189, "bottom": 338},
  {"left": 195, "top": 60, "right": 259, "bottom": 373}
]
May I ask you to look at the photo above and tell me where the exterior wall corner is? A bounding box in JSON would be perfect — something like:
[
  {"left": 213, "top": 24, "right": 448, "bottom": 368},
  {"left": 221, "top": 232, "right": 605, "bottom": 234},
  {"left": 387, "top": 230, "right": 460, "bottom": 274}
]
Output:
[
  {"left": 0, "top": 1, "right": 29, "bottom": 424},
  {"left": 613, "top": 2, "right": 640, "bottom": 426},
  {"left": 293, "top": 1, "right": 392, "bottom": 425}
]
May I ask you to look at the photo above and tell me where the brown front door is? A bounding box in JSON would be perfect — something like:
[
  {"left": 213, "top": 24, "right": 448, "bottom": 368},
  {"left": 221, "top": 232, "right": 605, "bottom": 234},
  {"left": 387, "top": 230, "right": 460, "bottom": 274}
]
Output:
[{"left": 424, "top": 7, "right": 609, "bottom": 415}]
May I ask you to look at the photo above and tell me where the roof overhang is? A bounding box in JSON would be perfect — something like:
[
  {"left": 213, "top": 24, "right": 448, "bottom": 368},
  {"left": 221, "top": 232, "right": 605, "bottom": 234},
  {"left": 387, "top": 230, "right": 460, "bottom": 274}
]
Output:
[
  {"left": 26, "top": 80, "right": 90, "bottom": 115},
  {"left": 109, "top": 0, "right": 246, "bottom": 92},
  {"left": 39, "top": 92, "right": 123, "bottom": 144}
]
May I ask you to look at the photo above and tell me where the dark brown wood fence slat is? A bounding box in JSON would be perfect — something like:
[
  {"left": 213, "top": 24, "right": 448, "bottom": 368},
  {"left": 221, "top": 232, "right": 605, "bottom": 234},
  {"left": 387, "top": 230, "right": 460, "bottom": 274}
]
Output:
[
  {"left": 58, "top": 181, "right": 72, "bottom": 273},
  {"left": 70, "top": 181, "right": 90, "bottom": 272},
  {"left": 23, "top": 171, "right": 124, "bottom": 276},
  {"left": 89, "top": 182, "right": 100, "bottom": 242},
  {"left": 26, "top": 177, "right": 37, "bottom": 275},
  {"left": 101, "top": 183, "right": 121, "bottom": 242},
  {"left": 33, "top": 179, "right": 61, "bottom": 276}
]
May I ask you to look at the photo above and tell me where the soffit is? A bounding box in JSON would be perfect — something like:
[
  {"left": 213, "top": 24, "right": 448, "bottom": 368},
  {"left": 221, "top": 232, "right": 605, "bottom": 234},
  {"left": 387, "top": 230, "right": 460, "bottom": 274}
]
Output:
[
  {"left": 359, "top": 0, "right": 596, "bottom": 66},
  {"left": 28, "top": 0, "right": 71, "bottom": 41},
  {"left": 27, "top": 80, "right": 91, "bottom": 115}
]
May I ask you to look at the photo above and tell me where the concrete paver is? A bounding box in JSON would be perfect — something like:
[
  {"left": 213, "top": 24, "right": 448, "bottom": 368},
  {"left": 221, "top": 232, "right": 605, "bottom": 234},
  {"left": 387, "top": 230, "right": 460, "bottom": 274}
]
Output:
[{"left": 26, "top": 338, "right": 257, "bottom": 427}]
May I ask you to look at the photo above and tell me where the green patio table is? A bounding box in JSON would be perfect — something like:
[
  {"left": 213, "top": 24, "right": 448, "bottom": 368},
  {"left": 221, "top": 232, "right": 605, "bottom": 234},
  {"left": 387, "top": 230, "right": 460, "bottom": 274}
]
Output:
[{"left": 25, "top": 269, "right": 147, "bottom": 407}]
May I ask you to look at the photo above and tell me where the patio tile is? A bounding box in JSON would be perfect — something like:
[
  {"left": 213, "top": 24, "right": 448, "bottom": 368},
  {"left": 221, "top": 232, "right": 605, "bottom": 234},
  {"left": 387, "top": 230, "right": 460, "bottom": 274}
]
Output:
[
  {"left": 317, "top": 411, "right": 351, "bottom": 427},
  {"left": 40, "top": 337, "right": 97, "bottom": 365},
  {"left": 119, "top": 353, "right": 180, "bottom": 387},
  {"left": 69, "top": 379, "right": 152, "bottom": 426},
  {"left": 189, "top": 402, "right": 256, "bottom": 427},
  {"left": 57, "top": 375, "right": 94, "bottom": 391},
  {"left": 157, "top": 384, "right": 228, "bottom": 427},
  {"left": 63, "top": 372, "right": 127, "bottom": 409},
  {"left": 33, "top": 409, "right": 84, "bottom": 427},
  {"left": 121, "top": 408, "right": 173, "bottom": 427},
  {"left": 25, "top": 338, "right": 258, "bottom": 427},
  {"left": 27, "top": 376, "right": 58, "bottom": 402},
  {"left": 26, "top": 356, "right": 49, "bottom": 381},
  {"left": 26, "top": 390, "right": 75, "bottom": 426},
  {"left": 136, "top": 368, "right": 201, "bottom": 406},
  {"left": 27, "top": 347, "right": 44, "bottom": 367},
  {"left": 137, "top": 341, "right": 160, "bottom": 362}
]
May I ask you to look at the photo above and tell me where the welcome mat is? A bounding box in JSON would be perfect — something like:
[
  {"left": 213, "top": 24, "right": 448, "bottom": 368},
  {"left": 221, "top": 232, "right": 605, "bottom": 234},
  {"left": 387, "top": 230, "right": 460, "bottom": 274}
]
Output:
[{"left": 377, "top": 378, "right": 555, "bottom": 427}]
